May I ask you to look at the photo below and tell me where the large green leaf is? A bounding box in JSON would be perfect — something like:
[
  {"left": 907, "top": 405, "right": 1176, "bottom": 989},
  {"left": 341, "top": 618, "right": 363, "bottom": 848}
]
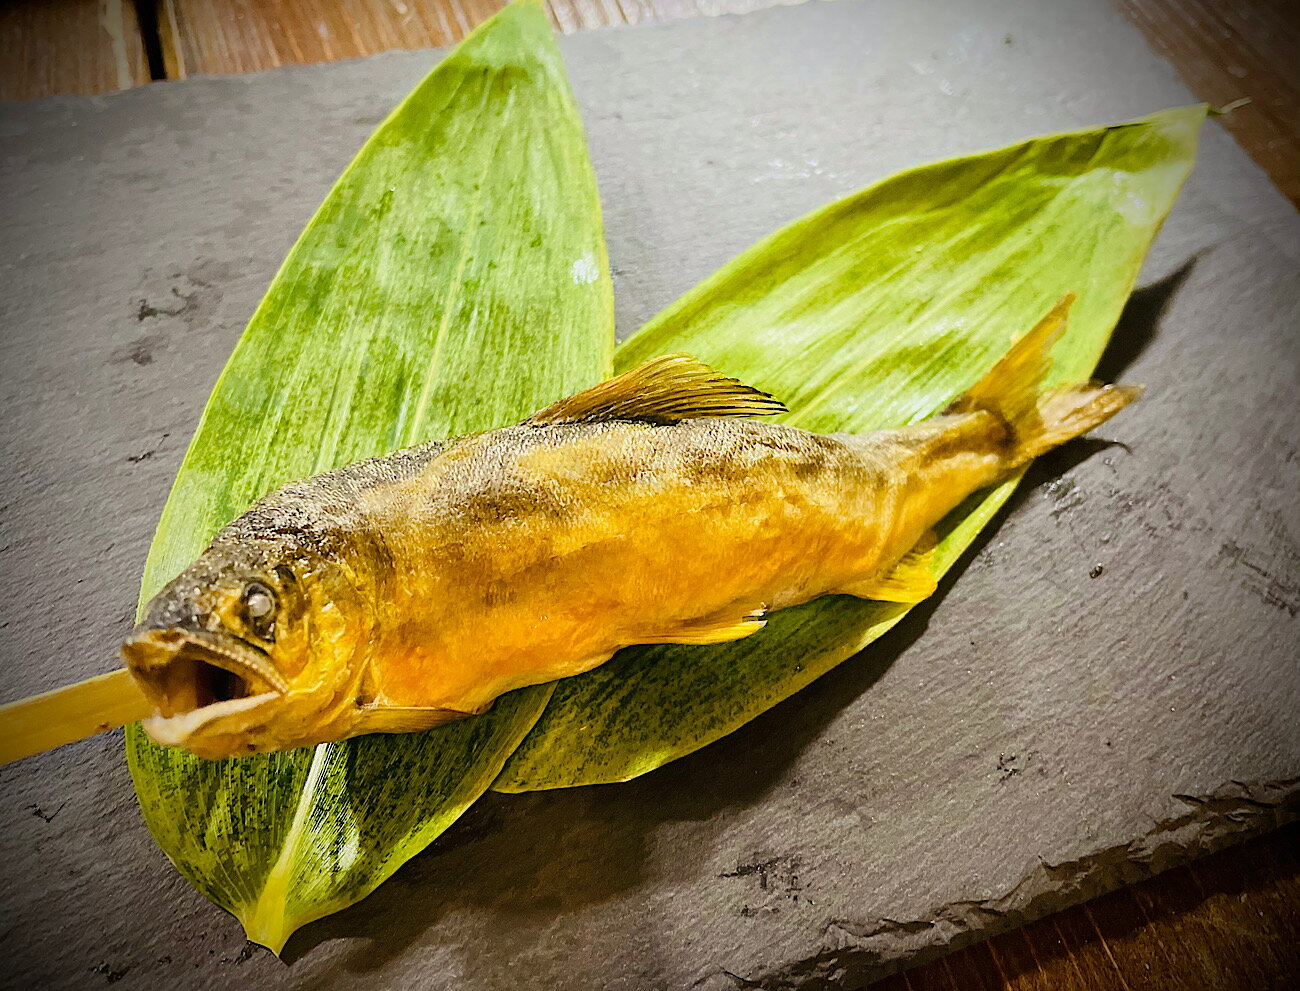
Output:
[
  {"left": 494, "top": 105, "right": 1205, "bottom": 792},
  {"left": 126, "top": 0, "right": 612, "bottom": 953}
]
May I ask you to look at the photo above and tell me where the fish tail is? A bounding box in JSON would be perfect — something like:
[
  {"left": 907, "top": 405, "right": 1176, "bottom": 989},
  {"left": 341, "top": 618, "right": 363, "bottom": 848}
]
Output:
[{"left": 946, "top": 294, "right": 1143, "bottom": 466}]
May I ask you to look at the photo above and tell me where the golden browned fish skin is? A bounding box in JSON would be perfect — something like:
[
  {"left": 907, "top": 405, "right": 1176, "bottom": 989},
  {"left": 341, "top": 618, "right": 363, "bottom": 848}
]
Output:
[
  {"left": 355, "top": 416, "right": 985, "bottom": 712},
  {"left": 122, "top": 296, "right": 1139, "bottom": 758}
]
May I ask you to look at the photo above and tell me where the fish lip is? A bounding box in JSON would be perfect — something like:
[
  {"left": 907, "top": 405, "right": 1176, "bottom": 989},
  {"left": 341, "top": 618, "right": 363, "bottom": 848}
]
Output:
[
  {"left": 121, "top": 627, "right": 290, "bottom": 737},
  {"left": 141, "top": 691, "right": 280, "bottom": 746},
  {"left": 123, "top": 626, "right": 289, "bottom": 696}
]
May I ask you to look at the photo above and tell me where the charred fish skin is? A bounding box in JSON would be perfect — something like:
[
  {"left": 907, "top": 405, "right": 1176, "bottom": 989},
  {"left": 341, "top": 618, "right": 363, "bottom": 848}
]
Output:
[{"left": 124, "top": 295, "right": 1140, "bottom": 758}]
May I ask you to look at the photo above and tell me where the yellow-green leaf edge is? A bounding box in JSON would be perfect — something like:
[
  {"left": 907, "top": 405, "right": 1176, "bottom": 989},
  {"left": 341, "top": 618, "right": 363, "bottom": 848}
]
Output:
[
  {"left": 495, "top": 104, "right": 1206, "bottom": 792},
  {"left": 125, "top": 0, "right": 613, "bottom": 953}
]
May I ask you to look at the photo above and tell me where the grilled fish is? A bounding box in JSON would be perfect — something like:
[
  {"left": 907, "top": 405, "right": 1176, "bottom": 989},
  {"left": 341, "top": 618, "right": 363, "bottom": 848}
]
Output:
[{"left": 122, "top": 296, "right": 1139, "bottom": 758}]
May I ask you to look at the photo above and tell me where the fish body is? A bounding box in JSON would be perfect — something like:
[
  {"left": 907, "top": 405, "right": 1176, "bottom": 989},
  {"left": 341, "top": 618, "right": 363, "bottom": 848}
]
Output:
[
  {"left": 123, "top": 297, "right": 1139, "bottom": 758},
  {"left": 357, "top": 414, "right": 985, "bottom": 711}
]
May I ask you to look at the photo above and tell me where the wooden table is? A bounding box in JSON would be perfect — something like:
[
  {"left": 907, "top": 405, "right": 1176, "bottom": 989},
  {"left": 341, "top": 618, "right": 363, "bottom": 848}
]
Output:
[{"left": 2, "top": 2, "right": 1297, "bottom": 988}]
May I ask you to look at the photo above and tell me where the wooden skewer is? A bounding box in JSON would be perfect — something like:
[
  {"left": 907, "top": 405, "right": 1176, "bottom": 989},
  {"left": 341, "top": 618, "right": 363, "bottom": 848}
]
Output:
[{"left": 0, "top": 669, "right": 152, "bottom": 765}]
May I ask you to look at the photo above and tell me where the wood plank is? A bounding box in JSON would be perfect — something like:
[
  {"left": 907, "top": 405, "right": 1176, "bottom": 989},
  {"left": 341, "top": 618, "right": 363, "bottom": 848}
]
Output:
[
  {"left": 157, "top": 0, "right": 788, "bottom": 78},
  {"left": 937, "top": 944, "right": 1009, "bottom": 991},
  {"left": 160, "top": 0, "right": 498, "bottom": 77},
  {"left": 1112, "top": 0, "right": 1300, "bottom": 203},
  {"left": 1079, "top": 888, "right": 1192, "bottom": 988},
  {"left": 0, "top": 0, "right": 151, "bottom": 101},
  {"left": 984, "top": 927, "right": 1058, "bottom": 991},
  {"left": 1179, "top": 832, "right": 1300, "bottom": 984},
  {"left": 892, "top": 824, "right": 1300, "bottom": 990}
]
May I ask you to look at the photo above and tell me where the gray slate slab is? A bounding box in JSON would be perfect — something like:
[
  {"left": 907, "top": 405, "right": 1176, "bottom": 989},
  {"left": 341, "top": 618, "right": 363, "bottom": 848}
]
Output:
[{"left": 1, "top": 0, "right": 1297, "bottom": 988}]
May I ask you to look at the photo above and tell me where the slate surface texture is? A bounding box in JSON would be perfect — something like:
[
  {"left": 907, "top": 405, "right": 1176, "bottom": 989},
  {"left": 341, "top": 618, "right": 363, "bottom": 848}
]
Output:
[{"left": 0, "top": 0, "right": 1297, "bottom": 988}]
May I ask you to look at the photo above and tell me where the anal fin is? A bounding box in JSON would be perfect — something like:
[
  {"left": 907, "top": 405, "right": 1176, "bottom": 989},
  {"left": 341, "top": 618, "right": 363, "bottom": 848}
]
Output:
[
  {"left": 639, "top": 606, "right": 767, "bottom": 646},
  {"left": 840, "top": 531, "right": 939, "bottom": 604}
]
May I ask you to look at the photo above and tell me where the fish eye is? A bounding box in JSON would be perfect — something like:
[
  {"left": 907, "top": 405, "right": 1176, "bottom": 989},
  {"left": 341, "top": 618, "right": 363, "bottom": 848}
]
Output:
[{"left": 242, "top": 582, "right": 276, "bottom": 640}]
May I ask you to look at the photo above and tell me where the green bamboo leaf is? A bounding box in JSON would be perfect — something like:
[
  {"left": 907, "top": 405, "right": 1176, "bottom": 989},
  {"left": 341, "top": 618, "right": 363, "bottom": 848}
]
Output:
[
  {"left": 126, "top": 0, "right": 612, "bottom": 953},
  {"left": 495, "top": 105, "right": 1205, "bottom": 792}
]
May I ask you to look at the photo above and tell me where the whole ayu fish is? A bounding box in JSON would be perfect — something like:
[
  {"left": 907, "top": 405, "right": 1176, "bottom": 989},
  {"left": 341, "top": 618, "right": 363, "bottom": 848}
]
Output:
[{"left": 122, "top": 296, "right": 1138, "bottom": 759}]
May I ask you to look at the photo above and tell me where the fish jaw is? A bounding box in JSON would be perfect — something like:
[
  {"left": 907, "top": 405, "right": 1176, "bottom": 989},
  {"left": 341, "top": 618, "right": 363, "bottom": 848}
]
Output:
[
  {"left": 140, "top": 693, "right": 279, "bottom": 755},
  {"left": 122, "top": 627, "right": 287, "bottom": 756}
]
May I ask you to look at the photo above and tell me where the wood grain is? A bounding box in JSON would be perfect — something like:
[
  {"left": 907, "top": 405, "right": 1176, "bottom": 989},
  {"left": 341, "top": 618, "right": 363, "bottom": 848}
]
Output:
[
  {"left": 1112, "top": 0, "right": 1300, "bottom": 205},
  {"left": 874, "top": 823, "right": 1300, "bottom": 990},
  {"left": 157, "top": 0, "right": 792, "bottom": 78},
  {"left": 0, "top": 0, "right": 150, "bottom": 102}
]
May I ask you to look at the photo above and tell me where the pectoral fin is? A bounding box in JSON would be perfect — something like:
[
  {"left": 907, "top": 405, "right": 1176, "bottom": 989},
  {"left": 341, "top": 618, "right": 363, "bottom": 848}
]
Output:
[
  {"left": 354, "top": 702, "right": 479, "bottom": 735},
  {"left": 638, "top": 607, "right": 768, "bottom": 646},
  {"left": 840, "top": 531, "right": 939, "bottom": 604}
]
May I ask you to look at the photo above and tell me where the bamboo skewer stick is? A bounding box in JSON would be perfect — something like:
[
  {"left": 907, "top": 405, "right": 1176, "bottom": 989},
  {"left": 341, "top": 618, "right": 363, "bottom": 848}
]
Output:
[{"left": 0, "top": 669, "right": 152, "bottom": 765}]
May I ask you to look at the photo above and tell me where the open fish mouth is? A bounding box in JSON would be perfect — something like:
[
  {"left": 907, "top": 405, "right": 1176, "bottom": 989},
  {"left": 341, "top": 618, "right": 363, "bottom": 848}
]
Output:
[{"left": 122, "top": 628, "right": 287, "bottom": 741}]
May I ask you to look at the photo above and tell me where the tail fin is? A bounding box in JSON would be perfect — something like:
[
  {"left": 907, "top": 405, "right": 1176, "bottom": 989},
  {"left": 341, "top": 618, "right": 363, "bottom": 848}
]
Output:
[{"left": 946, "top": 295, "right": 1143, "bottom": 466}]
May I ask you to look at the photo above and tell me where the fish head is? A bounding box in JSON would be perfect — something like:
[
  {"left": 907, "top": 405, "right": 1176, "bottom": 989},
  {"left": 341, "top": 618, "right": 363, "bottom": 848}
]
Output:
[{"left": 122, "top": 533, "right": 376, "bottom": 759}]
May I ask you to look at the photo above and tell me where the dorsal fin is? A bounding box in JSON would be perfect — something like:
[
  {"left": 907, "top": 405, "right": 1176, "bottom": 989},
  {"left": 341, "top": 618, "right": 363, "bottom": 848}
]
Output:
[{"left": 528, "top": 354, "right": 788, "bottom": 426}]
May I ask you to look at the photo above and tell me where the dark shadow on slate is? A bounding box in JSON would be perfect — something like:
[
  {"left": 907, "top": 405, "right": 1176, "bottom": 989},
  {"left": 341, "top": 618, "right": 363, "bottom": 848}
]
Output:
[
  {"left": 283, "top": 267, "right": 1187, "bottom": 968},
  {"left": 1095, "top": 256, "right": 1198, "bottom": 385}
]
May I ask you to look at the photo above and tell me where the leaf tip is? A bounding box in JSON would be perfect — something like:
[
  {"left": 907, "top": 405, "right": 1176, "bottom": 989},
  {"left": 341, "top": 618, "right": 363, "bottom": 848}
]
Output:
[
  {"left": 465, "top": 0, "right": 554, "bottom": 45},
  {"left": 240, "top": 909, "right": 296, "bottom": 959}
]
